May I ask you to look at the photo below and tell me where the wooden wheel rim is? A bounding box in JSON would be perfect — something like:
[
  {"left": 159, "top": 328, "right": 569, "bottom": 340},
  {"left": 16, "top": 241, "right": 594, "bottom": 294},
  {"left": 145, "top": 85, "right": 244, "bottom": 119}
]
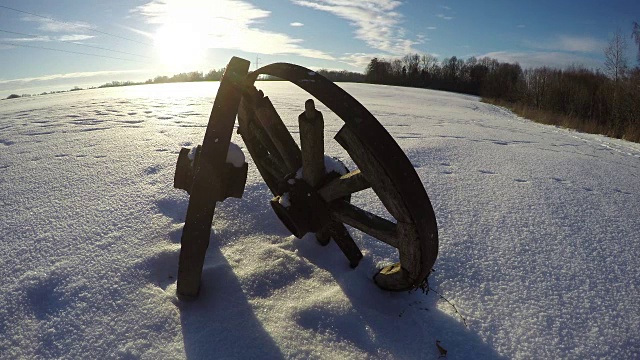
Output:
[{"left": 242, "top": 64, "right": 439, "bottom": 290}]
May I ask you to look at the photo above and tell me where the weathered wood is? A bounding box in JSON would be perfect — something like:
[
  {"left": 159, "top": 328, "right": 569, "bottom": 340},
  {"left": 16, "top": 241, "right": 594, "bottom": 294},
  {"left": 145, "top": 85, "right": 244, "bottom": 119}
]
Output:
[
  {"left": 325, "top": 222, "right": 363, "bottom": 268},
  {"left": 178, "top": 57, "right": 250, "bottom": 298},
  {"left": 335, "top": 126, "right": 411, "bottom": 223},
  {"left": 329, "top": 200, "right": 399, "bottom": 248},
  {"left": 222, "top": 162, "right": 249, "bottom": 199},
  {"left": 373, "top": 263, "right": 415, "bottom": 291},
  {"left": 396, "top": 222, "right": 421, "bottom": 278},
  {"left": 174, "top": 147, "right": 193, "bottom": 191},
  {"left": 254, "top": 96, "right": 302, "bottom": 174},
  {"left": 315, "top": 227, "right": 331, "bottom": 246},
  {"left": 298, "top": 99, "right": 325, "bottom": 187},
  {"left": 239, "top": 95, "right": 287, "bottom": 171},
  {"left": 317, "top": 169, "right": 370, "bottom": 202},
  {"left": 175, "top": 146, "right": 247, "bottom": 200},
  {"left": 238, "top": 98, "right": 284, "bottom": 193},
  {"left": 246, "top": 62, "right": 439, "bottom": 291}
]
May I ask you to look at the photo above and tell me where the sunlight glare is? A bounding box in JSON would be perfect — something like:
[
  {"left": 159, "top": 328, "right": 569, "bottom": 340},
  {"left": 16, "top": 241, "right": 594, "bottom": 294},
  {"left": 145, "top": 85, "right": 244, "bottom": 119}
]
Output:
[{"left": 154, "top": 23, "right": 206, "bottom": 71}]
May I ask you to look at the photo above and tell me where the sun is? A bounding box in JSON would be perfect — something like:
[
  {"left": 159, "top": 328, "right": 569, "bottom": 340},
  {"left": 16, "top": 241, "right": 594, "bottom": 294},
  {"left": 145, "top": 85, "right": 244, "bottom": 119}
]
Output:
[{"left": 153, "top": 24, "right": 206, "bottom": 71}]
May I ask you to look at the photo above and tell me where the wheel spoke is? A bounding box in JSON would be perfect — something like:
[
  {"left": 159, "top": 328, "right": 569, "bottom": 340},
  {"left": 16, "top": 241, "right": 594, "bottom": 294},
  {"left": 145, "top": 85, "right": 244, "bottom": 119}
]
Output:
[
  {"left": 324, "top": 221, "right": 363, "bottom": 268},
  {"left": 317, "top": 169, "right": 370, "bottom": 202},
  {"left": 329, "top": 200, "right": 399, "bottom": 248},
  {"left": 254, "top": 96, "right": 302, "bottom": 173},
  {"left": 238, "top": 98, "right": 286, "bottom": 192},
  {"left": 334, "top": 126, "right": 411, "bottom": 223},
  {"left": 298, "top": 99, "right": 325, "bottom": 187}
]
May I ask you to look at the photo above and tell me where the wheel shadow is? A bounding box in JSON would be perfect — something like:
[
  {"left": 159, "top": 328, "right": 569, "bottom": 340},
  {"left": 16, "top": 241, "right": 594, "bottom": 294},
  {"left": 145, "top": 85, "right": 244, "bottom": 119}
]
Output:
[
  {"left": 167, "top": 175, "right": 503, "bottom": 359},
  {"left": 289, "top": 235, "right": 507, "bottom": 359},
  {"left": 178, "top": 243, "right": 285, "bottom": 359},
  {"left": 159, "top": 181, "right": 285, "bottom": 359}
]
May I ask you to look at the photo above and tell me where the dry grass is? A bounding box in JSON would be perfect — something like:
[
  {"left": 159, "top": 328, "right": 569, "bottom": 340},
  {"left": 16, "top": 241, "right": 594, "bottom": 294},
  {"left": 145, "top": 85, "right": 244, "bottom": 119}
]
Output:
[{"left": 483, "top": 98, "right": 640, "bottom": 144}]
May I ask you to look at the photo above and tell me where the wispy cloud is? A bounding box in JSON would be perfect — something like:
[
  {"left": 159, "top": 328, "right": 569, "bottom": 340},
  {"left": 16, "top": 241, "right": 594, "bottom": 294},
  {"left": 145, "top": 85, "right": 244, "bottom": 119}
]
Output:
[
  {"left": 290, "top": 22, "right": 304, "bottom": 27},
  {"left": 439, "top": 5, "right": 452, "bottom": 10},
  {"left": 436, "top": 14, "right": 453, "bottom": 20},
  {"left": 0, "top": 69, "right": 146, "bottom": 85},
  {"left": 21, "top": 15, "right": 92, "bottom": 33},
  {"left": 416, "top": 34, "right": 430, "bottom": 43},
  {"left": 133, "top": 0, "right": 334, "bottom": 60},
  {"left": 427, "top": 26, "right": 437, "bottom": 30},
  {"left": 57, "top": 34, "right": 94, "bottom": 42},
  {"left": 1, "top": 34, "right": 95, "bottom": 43},
  {"left": 116, "top": 24, "right": 155, "bottom": 39},
  {"left": 480, "top": 50, "right": 602, "bottom": 69},
  {"left": 291, "top": 0, "right": 419, "bottom": 55},
  {"left": 517, "top": 24, "right": 526, "bottom": 28},
  {"left": 526, "top": 35, "right": 606, "bottom": 53},
  {"left": 339, "top": 53, "right": 386, "bottom": 69}
]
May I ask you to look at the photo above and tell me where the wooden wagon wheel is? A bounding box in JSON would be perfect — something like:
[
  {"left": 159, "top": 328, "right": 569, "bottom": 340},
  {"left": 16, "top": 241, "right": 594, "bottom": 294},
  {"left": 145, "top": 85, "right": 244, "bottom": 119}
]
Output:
[{"left": 236, "top": 63, "right": 439, "bottom": 291}]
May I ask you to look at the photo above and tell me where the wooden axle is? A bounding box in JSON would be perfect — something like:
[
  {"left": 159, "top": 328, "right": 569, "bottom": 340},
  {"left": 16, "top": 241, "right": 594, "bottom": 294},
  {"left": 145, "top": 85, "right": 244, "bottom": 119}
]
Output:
[{"left": 174, "top": 145, "right": 248, "bottom": 200}]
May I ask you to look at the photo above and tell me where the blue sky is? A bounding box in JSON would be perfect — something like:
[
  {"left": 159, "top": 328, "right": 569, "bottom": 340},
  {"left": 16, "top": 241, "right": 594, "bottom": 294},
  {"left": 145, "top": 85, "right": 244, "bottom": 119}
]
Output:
[{"left": 1, "top": 0, "right": 639, "bottom": 96}]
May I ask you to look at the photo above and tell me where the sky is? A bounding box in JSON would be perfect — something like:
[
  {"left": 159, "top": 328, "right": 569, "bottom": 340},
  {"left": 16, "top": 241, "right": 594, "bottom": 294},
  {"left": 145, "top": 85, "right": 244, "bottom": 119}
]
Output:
[{"left": 1, "top": 0, "right": 639, "bottom": 97}]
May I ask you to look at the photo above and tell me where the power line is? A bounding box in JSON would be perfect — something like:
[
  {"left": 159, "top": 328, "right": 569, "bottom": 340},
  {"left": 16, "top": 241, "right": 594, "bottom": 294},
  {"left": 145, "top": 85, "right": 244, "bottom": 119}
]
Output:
[
  {"left": 0, "top": 41, "right": 147, "bottom": 63},
  {"left": 0, "top": 4, "right": 154, "bottom": 47},
  {"left": 0, "top": 29, "right": 152, "bottom": 59}
]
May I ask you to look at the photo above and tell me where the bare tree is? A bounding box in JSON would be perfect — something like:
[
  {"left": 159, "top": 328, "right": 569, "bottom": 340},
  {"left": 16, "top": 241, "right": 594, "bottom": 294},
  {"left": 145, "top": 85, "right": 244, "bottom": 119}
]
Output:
[
  {"left": 633, "top": 21, "right": 640, "bottom": 65},
  {"left": 420, "top": 54, "right": 438, "bottom": 72},
  {"left": 604, "top": 28, "right": 629, "bottom": 82}
]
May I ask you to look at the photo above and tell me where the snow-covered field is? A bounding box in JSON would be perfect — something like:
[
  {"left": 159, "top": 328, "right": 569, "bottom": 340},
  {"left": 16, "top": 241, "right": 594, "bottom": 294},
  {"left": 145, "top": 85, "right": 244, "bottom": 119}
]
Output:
[{"left": 1, "top": 82, "right": 638, "bottom": 359}]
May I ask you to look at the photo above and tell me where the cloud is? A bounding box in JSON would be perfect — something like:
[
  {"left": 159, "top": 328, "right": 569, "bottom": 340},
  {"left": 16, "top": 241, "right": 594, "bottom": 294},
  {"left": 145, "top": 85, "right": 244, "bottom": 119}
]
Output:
[
  {"left": 439, "top": 5, "right": 451, "bottom": 10},
  {"left": 0, "top": 69, "right": 147, "bottom": 86},
  {"left": 427, "top": 26, "right": 437, "bottom": 30},
  {"left": 58, "top": 34, "right": 95, "bottom": 42},
  {"left": 290, "top": 22, "right": 304, "bottom": 27},
  {"left": 479, "top": 50, "right": 602, "bottom": 69},
  {"left": 21, "top": 15, "right": 92, "bottom": 33},
  {"left": 339, "top": 53, "right": 383, "bottom": 69},
  {"left": 133, "top": 0, "right": 334, "bottom": 60},
  {"left": 517, "top": 24, "right": 526, "bottom": 28},
  {"left": 526, "top": 35, "right": 606, "bottom": 53},
  {"left": 416, "top": 34, "right": 430, "bottom": 43},
  {"left": 291, "top": 0, "right": 419, "bottom": 55},
  {"left": 116, "top": 24, "right": 155, "bottom": 39},
  {"left": 1, "top": 34, "right": 95, "bottom": 43},
  {"left": 436, "top": 14, "right": 453, "bottom": 20}
]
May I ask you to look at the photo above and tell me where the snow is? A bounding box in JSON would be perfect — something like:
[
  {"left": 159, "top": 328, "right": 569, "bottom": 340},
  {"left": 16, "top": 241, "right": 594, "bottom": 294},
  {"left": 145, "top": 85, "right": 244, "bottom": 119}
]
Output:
[
  {"left": 324, "top": 155, "right": 348, "bottom": 175},
  {"left": 226, "top": 142, "right": 245, "bottom": 168},
  {"left": 295, "top": 156, "right": 347, "bottom": 181},
  {"left": 279, "top": 192, "right": 292, "bottom": 208},
  {"left": 1, "top": 81, "right": 638, "bottom": 359}
]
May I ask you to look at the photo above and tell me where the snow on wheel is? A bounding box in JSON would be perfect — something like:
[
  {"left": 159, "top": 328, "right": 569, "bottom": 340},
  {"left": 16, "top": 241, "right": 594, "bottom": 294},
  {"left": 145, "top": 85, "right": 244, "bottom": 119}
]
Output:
[{"left": 174, "top": 57, "right": 439, "bottom": 298}]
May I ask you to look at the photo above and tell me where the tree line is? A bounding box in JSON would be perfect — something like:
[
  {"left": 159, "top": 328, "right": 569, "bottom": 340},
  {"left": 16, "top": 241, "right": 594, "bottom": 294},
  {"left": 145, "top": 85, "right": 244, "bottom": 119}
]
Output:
[{"left": 364, "top": 23, "right": 640, "bottom": 142}]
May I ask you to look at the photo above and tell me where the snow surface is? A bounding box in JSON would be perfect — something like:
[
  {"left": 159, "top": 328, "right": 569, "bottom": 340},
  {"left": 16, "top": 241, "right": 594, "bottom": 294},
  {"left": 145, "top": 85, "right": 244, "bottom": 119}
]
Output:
[{"left": 1, "top": 82, "right": 639, "bottom": 359}]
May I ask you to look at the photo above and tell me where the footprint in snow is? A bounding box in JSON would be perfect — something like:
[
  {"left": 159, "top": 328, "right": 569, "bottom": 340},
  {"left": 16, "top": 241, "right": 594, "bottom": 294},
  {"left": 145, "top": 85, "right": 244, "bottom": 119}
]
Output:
[
  {"left": 144, "top": 164, "right": 161, "bottom": 175},
  {"left": 551, "top": 177, "right": 570, "bottom": 184},
  {"left": 613, "top": 189, "right": 632, "bottom": 195}
]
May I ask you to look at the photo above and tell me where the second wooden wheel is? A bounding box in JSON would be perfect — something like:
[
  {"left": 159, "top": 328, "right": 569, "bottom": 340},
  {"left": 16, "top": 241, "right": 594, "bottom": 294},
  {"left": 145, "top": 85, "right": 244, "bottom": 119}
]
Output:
[{"left": 236, "top": 63, "right": 439, "bottom": 291}]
